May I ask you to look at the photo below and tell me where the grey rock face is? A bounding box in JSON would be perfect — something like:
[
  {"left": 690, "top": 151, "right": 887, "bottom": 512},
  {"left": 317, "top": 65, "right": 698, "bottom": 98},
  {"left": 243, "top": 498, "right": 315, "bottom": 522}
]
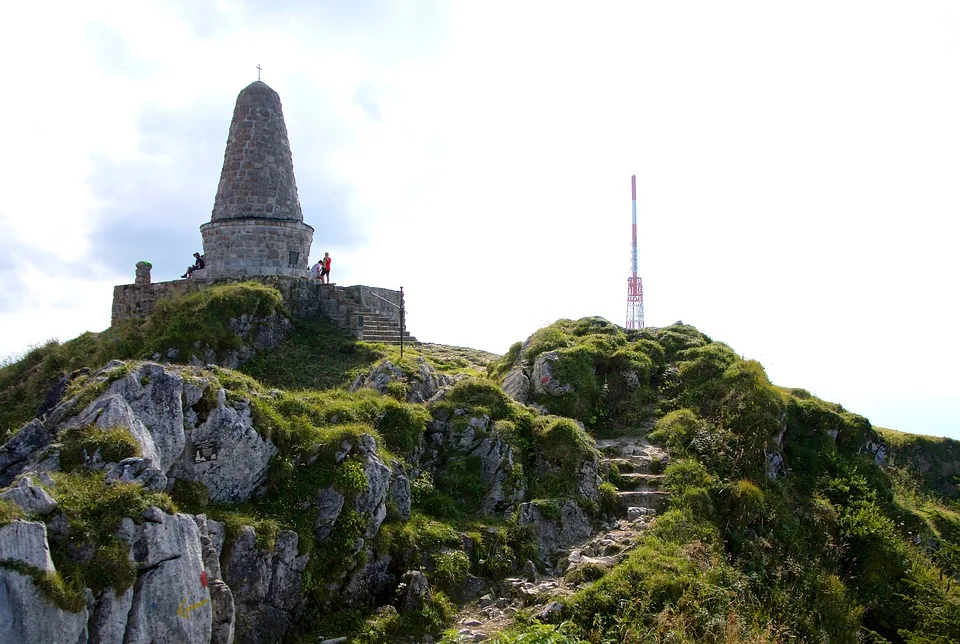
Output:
[
  {"left": 89, "top": 587, "right": 134, "bottom": 644},
  {"left": 350, "top": 360, "right": 405, "bottom": 395},
  {"left": 501, "top": 367, "right": 530, "bottom": 403},
  {"left": 0, "top": 419, "right": 54, "bottom": 486},
  {"left": 314, "top": 486, "right": 345, "bottom": 543},
  {"left": 518, "top": 501, "right": 592, "bottom": 562},
  {"left": 123, "top": 511, "right": 213, "bottom": 644},
  {"left": 389, "top": 471, "right": 411, "bottom": 521},
  {"left": 397, "top": 570, "right": 431, "bottom": 614},
  {"left": 0, "top": 520, "right": 90, "bottom": 643},
  {"left": 225, "top": 527, "right": 308, "bottom": 644},
  {"left": 0, "top": 568, "right": 90, "bottom": 644},
  {"left": 766, "top": 452, "right": 786, "bottom": 480},
  {"left": 357, "top": 451, "right": 392, "bottom": 539},
  {"left": 531, "top": 352, "right": 573, "bottom": 397},
  {"left": 0, "top": 475, "right": 57, "bottom": 515},
  {"left": 0, "top": 520, "right": 55, "bottom": 571},
  {"left": 343, "top": 548, "right": 393, "bottom": 606},
  {"left": 107, "top": 362, "right": 187, "bottom": 472},
  {"left": 171, "top": 388, "right": 276, "bottom": 504}
]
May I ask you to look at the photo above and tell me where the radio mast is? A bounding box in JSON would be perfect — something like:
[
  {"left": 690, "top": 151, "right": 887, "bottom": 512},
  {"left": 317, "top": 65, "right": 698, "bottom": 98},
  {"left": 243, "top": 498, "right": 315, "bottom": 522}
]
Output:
[{"left": 626, "top": 175, "right": 645, "bottom": 329}]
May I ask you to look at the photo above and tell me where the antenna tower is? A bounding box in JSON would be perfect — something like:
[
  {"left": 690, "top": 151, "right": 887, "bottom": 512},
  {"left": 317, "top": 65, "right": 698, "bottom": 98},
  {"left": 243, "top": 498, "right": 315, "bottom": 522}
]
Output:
[{"left": 626, "top": 175, "right": 645, "bottom": 329}]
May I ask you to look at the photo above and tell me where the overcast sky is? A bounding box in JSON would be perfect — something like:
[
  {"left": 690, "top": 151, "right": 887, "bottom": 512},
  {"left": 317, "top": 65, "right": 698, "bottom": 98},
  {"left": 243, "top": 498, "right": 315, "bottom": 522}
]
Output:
[{"left": 1, "top": 1, "right": 958, "bottom": 440}]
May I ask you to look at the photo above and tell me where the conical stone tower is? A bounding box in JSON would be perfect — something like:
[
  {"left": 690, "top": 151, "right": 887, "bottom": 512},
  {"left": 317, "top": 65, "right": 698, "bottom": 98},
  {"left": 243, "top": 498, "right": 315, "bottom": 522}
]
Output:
[{"left": 200, "top": 81, "right": 314, "bottom": 277}]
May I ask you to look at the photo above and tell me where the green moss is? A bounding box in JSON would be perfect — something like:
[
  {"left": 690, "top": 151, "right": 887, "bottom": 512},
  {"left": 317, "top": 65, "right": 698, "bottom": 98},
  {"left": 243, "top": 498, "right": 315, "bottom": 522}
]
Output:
[
  {"left": 59, "top": 425, "right": 141, "bottom": 472},
  {"left": 446, "top": 378, "right": 514, "bottom": 420},
  {"left": 377, "top": 400, "right": 429, "bottom": 455},
  {"left": 0, "top": 560, "right": 87, "bottom": 612},
  {"left": 431, "top": 549, "right": 471, "bottom": 594},
  {"left": 145, "top": 282, "right": 285, "bottom": 362},
  {"left": 169, "top": 479, "right": 210, "bottom": 514},
  {"left": 44, "top": 472, "right": 176, "bottom": 596},
  {"left": 0, "top": 499, "right": 24, "bottom": 525}
]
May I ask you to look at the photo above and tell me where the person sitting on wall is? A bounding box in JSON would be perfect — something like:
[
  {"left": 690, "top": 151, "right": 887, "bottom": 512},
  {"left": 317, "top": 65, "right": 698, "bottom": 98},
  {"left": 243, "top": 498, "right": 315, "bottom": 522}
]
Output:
[
  {"left": 311, "top": 258, "right": 323, "bottom": 279},
  {"left": 319, "top": 252, "right": 332, "bottom": 284},
  {"left": 182, "top": 252, "right": 205, "bottom": 278}
]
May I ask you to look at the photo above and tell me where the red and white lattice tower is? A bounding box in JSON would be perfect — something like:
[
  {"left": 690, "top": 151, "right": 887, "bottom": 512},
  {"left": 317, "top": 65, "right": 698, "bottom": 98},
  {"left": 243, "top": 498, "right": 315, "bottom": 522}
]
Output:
[{"left": 626, "top": 175, "right": 645, "bottom": 329}]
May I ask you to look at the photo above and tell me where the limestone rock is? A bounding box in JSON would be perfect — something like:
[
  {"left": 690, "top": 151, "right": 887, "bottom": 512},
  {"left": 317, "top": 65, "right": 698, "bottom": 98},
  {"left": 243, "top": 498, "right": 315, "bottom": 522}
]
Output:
[
  {"left": 389, "top": 471, "right": 412, "bottom": 521},
  {"left": 0, "top": 520, "right": 55, "bottom": 571},
  {"left": 518, "top": 501, "right": 592, "bottom": 562},
  {"left": 171, "top": 388, "right": 276, "bottom": 504},
  {"left": 225, "top": 526, "right": 307, "bottom": 644},
  {"left": 0, "top": 419, "right": 54, "bottom": 486},
  {"left": 531, "top": 352, "right": 573, "bottom": 397},
  {"left": 0, "top": 475, "right": 57, "bottom": 515},
  {"left": 0, "top": 568, "right": 90, "bottom": 644},
  {"left": 123, "top": 511, "right": 213, "bottom": 644},
  {"left": 501, "top": 367, "right": 530, "bottom": 403},
  {"left": 0, "top": 519, "right": 91, "bottom": 643},
  {"left": 314, "top": 486, "right": 346, "bottom": 543},
  {"left": 343, "top": 548, "right": 393, "bottom": 606},
  {"left": 397, "top": 570, "right": 432, "bottom": 614},
  {"left": 107, "top": 362, "right": 188, "bottom": 472},
  {"left": 350, "top": 360, "right": 405, "bottom": 395},
  {"left": 89, "top": 587, "right": 134, "bottom": 644}
]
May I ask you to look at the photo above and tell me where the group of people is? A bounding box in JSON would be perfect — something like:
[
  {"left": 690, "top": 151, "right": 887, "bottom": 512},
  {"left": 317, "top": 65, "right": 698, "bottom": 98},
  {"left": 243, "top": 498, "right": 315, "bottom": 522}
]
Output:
[
  {"left": 312, "top": 252, "right": 332, "bottom": 283},
  {"left": 180, "top": 251, "right": 332, "bottom": 282}
]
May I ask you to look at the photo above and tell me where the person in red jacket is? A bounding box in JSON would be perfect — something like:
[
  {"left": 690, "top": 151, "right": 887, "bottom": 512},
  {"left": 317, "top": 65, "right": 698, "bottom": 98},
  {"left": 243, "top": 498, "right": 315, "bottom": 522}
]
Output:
[{"left": 319, "top": 252, "right": 332, "bottom": 284}]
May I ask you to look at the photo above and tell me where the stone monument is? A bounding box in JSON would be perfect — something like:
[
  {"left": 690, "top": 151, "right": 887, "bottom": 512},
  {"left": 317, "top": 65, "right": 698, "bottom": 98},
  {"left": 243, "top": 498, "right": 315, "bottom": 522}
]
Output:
[{"left": 197, "top": 80, "right": 314, "bottom": 278}]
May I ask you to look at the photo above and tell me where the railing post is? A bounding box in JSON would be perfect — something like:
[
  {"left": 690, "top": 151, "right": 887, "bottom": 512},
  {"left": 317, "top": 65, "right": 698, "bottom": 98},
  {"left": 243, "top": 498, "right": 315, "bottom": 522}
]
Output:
[{"left": 400, "top": 286, "right": 405, "bottom": 358}]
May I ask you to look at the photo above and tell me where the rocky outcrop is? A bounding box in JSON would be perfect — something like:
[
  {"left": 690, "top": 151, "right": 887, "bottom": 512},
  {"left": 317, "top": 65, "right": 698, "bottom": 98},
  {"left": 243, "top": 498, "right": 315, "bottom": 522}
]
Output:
[
  {"left": 420, "top": 413, "right": 526, "bottom": 515},
  {"left": 225, "top": 527, "right": 308, "bottom": 644},
  {"left": 0, "top": 520, "right": 91, "bottom": 643},
  {"left": 0, "top": 475, "right": 57, "bottom": 515},
  {"left": 501, "top": 367, "right": 530, "bottom": 404},
  {"left": 518, "top": 501, "right": 592, "bottom": 562},
  {"left": 120, "top": 510, "right": 213, "bottom": 644},
  {"left": 531, "top": 352, "right": 573, "bottom": 397},
  {"left": 350, "top": 358, "right": 458, "bottom": 404},
  {"left": 170, "top": 389, "right": 276, "bottom": 504},
  {"left": 0, "top": 419, "right": 54, "bottom": 487},
  {"left": 1, "top": 361, "right": 277, "bottom": 506}
]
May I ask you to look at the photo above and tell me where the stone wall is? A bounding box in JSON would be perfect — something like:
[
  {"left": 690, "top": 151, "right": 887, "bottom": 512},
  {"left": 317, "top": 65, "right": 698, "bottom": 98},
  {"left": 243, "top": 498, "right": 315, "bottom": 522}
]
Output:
[
  {"left": 112, "top": 276, "right": 403, "bottom": 341},
  {"left": 199, "top": 219, "right": 313, "bottom": 277},
  {"left": 211, "top": 81, "right": 303, "bottom": 223}
]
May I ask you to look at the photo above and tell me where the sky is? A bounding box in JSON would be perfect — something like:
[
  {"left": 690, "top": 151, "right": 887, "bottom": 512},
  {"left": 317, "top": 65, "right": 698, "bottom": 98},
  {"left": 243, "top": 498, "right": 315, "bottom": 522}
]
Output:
[{"left": 0, "top": 1, "right": 958, "bottom": 440}]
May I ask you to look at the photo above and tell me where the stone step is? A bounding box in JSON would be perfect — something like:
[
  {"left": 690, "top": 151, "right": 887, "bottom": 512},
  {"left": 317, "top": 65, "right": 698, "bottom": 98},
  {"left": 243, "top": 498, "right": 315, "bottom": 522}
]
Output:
[
  {"left": 604, "top": 456, "right": 661, "bottom": 475},
  {"left": 617, "top": 473, "right": 664, "bottom": 488},
  {"left": 616, "top": 490, "right": 669, "bottom": 512}
]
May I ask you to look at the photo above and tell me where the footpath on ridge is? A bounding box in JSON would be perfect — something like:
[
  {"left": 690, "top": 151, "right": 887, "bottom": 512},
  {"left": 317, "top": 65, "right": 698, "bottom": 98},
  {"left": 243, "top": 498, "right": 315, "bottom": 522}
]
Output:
[{"left": 447, "top": 434, "right": 669, "bottom": 642}]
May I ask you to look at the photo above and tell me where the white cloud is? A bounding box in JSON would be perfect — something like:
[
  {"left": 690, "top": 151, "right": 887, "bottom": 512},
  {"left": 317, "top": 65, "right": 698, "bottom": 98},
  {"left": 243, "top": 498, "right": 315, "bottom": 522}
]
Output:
[{"left": 0, "top": 1, "right": 957, "bottom": 439}]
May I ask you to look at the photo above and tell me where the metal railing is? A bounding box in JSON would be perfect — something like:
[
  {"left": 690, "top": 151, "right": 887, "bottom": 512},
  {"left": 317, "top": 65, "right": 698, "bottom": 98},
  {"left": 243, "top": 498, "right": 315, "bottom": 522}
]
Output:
[{"left": 362, "top": 287, "right": 407, "bottom": 357}]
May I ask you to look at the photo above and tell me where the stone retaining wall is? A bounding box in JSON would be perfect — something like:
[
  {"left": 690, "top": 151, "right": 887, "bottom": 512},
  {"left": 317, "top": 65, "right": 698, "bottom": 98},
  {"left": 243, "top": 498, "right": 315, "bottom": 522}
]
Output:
[{"left": 112, "top": 276, "right": 403, "bottom": 340}]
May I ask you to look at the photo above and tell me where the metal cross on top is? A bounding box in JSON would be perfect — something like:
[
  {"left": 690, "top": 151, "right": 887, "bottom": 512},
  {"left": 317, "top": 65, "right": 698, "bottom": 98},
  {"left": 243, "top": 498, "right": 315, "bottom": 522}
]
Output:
[{"left": 257, "top": 64, "right": 262, "bottom": 81}]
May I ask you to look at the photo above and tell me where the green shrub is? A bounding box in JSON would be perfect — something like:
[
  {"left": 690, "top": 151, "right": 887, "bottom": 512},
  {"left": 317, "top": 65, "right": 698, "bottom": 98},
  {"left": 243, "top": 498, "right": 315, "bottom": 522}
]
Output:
[
  {"left": 377, "top": 400, "right": 429, "bottom": 455},
  {"left": 431, "top": 550, "right": 471, "bottom": 593},
  {"left": 59, "top": 425, "right": 141, "bottom": 472},
  {"left": 0, "top": 498, "right": 24, "bottom": 525},
  {"left": 446, "top": 378, "right": 514, "bottom": 420}
]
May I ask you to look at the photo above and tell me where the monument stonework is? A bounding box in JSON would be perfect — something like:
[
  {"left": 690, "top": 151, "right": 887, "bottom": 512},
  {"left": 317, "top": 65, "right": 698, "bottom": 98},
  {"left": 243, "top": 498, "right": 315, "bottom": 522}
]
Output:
[
  {"left": 111, "top": 80, "right": 415, "bottom": 345},
  {"left": 198, "top": 80, "right": 313, "bottom": 278}
]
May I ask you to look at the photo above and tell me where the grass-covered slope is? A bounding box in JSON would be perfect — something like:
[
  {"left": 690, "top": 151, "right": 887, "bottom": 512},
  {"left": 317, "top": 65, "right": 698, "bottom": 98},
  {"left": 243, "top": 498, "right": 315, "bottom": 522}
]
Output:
[{"left": 2, "top": 284, "right": 959, "bottom": 643}]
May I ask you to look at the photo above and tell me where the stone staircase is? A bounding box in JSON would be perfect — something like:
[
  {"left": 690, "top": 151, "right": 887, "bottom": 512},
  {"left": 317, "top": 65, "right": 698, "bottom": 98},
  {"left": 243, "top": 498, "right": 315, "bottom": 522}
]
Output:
[
  {"left": 315, "top": 284, "right": 418, "bottom": 345},
  {"left": 596, "top": 437, "right": 670, "bottom": 518},
  {"left": 448, "top": 435, "right": 670, "bottom": 642}
]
